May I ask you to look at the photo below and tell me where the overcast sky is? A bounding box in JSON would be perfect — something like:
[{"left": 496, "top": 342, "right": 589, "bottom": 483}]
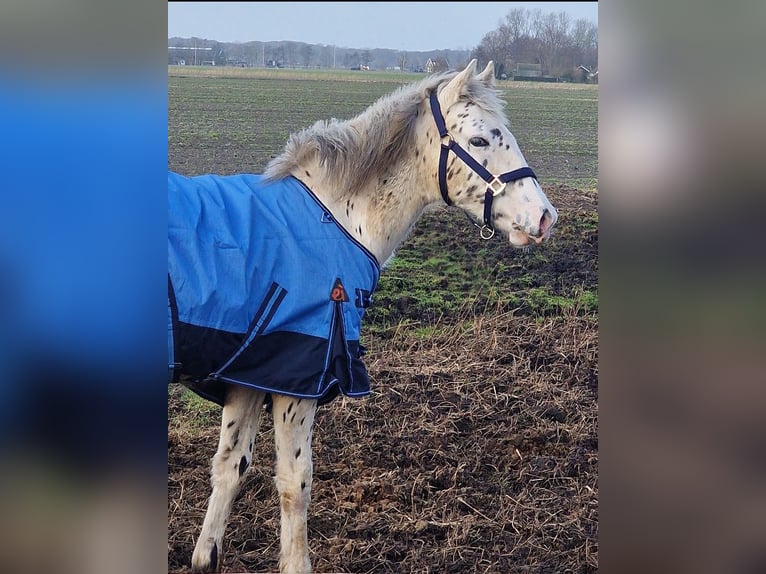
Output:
[{"left": 168, "top": 2, "right": 598, "bottom": 52}]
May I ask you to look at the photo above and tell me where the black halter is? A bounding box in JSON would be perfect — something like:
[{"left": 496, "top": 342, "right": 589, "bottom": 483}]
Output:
[{"left": 429, "top": 91, "right": 537, "bottom": 239}]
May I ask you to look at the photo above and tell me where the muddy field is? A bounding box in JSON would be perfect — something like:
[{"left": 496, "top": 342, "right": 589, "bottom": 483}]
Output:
[{"left": 168, "top": 68, "right": 598, "bottom": 573}]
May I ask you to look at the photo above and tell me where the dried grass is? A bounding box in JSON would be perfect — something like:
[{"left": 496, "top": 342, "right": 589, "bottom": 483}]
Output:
[{"left": 169, "top": 307, "right": 597, "bottom": 573}]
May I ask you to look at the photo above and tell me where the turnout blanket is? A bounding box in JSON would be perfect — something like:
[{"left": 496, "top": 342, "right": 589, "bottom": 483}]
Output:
[{"left": 168, "top": 172, "right": 380, "bottom": 406}]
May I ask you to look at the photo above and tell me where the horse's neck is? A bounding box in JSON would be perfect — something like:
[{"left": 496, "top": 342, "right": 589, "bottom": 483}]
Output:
[{"left": 290, "top": 124, "right": 437, "bottom": 265}]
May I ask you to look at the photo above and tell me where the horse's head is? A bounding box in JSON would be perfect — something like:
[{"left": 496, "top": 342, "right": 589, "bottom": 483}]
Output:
[{"left": 430, "top": 59, "right": 557, "bottom": 248}]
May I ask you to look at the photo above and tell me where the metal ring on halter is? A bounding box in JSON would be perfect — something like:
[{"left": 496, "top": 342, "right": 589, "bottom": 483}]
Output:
[
  {"left": 479, "top": 225, "right": 495, "bottom": 240},
  {"left": 440, "top": 133, "right": 453, "bottom": 147},
  {"left": 488, "top": 176, "right": 506, "bottom": 196}
]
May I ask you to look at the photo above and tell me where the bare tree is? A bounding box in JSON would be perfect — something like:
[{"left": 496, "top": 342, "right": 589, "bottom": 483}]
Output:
[
  {"left": 472, "top": 7, "right": 596, "bottom": 80},
  {"left": 571, "top": 18, "right": 598, "bottom": 70},
  {"left": 301, "top": 44, "right": 313, "bottom": 68},
  {"left": 473, "top": 27, "right": 511, "bottom": 77},
  {"left": 285, "top": 42, "right": 296, "bottom": 67},
  {"left": 533, "top": 11, "right": 571, "bottom": 76},
  {"left": 320, "top": 45, "right": 333, "bottom": 69},
  {"left": 505, "top": 7, "right": 532, "bottom": 40}
]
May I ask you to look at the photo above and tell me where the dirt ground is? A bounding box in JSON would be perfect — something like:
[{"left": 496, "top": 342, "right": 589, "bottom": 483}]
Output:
[{"left": 168, "top": 184, "right": 598, "bottom": 573}]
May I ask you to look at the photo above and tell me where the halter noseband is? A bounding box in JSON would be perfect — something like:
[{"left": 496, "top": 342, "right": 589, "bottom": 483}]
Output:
[{"left": 429, "top": 91, "right": 537, "bottom": 239}]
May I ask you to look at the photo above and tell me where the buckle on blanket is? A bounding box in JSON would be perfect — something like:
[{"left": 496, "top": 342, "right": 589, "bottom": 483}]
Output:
[
  {"left": 355, "top": 288, "right": 373, "bottom": 308},
  {"left": 321, "top": 212, "right": 334, "bottom": 223}
]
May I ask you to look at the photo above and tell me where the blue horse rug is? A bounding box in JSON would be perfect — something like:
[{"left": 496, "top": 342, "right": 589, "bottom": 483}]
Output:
[{"left": 168, "top": 171, "right": 380, "bottom": 406}]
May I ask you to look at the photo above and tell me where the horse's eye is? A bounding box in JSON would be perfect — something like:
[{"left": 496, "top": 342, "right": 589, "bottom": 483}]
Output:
[{"left": 469, "top": 137, "right": 489, "bottom": 147}]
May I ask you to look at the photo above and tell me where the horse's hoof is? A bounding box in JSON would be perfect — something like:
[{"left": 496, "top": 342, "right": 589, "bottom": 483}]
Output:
[{"left": 191, "top": 539, "right": 219, "bottom": 573}]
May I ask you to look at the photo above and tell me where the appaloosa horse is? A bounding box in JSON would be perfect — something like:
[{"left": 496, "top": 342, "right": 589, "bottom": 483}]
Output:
[{"left": 168, "top": 59, "right": 557, "bottom": 573}]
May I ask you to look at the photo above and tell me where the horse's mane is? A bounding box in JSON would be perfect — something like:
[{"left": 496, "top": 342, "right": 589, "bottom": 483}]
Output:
[{"left": 263, "top": 70, "right": 508, "bottom": 197}]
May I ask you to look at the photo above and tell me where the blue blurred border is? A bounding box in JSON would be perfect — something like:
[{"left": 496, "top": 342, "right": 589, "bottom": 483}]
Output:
[{"left": 0, "top": 73, "right": 167, "bottom": 463}]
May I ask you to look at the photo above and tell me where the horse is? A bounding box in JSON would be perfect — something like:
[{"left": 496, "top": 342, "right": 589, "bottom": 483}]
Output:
[{"left": 168, "top": 59, "right": 557, "bottom": 573}]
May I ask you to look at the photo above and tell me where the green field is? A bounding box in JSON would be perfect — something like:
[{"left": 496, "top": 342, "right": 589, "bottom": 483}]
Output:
[
  {"left": 168, "top": 66, "right": 597, "bottom": 189},
  {"left": 168, "top": 67, "right": 598, "bottom": 573}
]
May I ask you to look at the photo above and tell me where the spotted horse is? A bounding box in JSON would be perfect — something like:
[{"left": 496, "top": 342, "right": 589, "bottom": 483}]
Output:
[{"left": 168, "top": 60, "right": 557, "bottom": 573}]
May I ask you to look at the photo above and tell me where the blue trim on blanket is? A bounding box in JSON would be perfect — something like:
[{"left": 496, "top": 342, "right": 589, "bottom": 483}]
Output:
[{"left": 168, "top": 172, "right": 380, "bottom": 406}]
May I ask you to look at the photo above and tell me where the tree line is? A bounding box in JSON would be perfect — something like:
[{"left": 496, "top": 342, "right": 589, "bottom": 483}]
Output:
[
  {"left": 168, "top": 37, "right": 469, "bottom": 72},
  {"left": 168, "top": 8, "right": 596, "bottom": 79},
  {"left": 472, "top": 8, "right": 597, "bottom": 81}
]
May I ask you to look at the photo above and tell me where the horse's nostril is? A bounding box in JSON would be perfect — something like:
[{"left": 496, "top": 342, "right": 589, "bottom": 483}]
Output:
[{"left": 538, "top": 209, "right": 554, "bottom": 237}]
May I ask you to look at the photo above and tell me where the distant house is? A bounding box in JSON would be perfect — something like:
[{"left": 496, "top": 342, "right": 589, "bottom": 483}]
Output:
[
  {"left": 577, "top": 65, "right": 599, "bottom": 84},
  {"left": 425, "top": 57, "right": 449, "bottom": 74},
  {"left": 513, "top": 62, "right": 558, "bottom": 82},
  {"left": 514, "top": 63, "right": 542, "bottom": 79},
  {"left": 226, "top": 58, "right": 249, "bottom": 68}
]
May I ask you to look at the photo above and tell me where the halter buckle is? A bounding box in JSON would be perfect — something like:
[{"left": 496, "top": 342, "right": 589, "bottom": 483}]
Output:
[
  {"left": 488, "top": 176, "right": 506, "bottom": 196},
  {"left": 479, "top": 225, "right": 495, "bottom": 240},
  {"left": 440, "top": 134, "right": 453, "bottom": 148}
]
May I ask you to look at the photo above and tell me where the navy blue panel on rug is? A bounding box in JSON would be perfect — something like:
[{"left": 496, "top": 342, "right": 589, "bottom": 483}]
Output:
[{"left": 168, "top": 172, "right": 380, "bottom": 406}]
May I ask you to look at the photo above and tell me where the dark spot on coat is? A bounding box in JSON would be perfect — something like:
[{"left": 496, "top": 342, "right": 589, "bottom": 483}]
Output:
[
  {"left": 415, "top": 149, "right": 419, "bottom": 157},
  {"left": 239, "top": 456, "right": 249, "bottom": 476},
  {"left": 300, "top": 417, "right": 305, "bottom": 425},
  {"left": 505, "top": 144, "right": 510, "bottom": 149},
  {"left": 482, "top": 159, "right": 488, "bottom": 167},
  {"left": 287, "top": 402, "right": 293, "bottom": 415},
  {"left": 383, "top": 178, "right": 388, "bottom": 184},
  {"left": 490, "top": 128, "right": 501, "bottom": 138},
  {"left": 282, "top": 412, "right": 286, "bottom": 423},
  {"left": 467, "top": 172, "right": 473, "bottom": 181},
  {"left": 291, "top": 411, "right": 296, "bottom": 423},
  {"left": 226, "top": 420, "right": 235, "bottom": 428},
  {"left": 210, "top": 543, "right": 218, "bottom": 571},
  {"left": 301, "top": 481, "right": 306, "bottom": 490},
  {"left": 305, "top": 170, "right": 311, "bottom": 177},
  {"left": 450, "top": 123, "right": 457, "bottom": 130},
  {"left": 295, "top": 448, "right": 301, "bottom": 459},
  {"left": 466, "top": 184, "right": 478, "bottom": 195}
]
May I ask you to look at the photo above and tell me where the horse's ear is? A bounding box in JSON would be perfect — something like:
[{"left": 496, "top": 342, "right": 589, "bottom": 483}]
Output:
[
  {"left": 439, "top": 59, "right": 478, "bottom": 109},
  {"left": 477, "top": 61, "right": 496, "bottom": 87}
]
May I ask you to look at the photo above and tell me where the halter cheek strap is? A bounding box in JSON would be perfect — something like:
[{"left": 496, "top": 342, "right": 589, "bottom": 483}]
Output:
[{"left": 429, "top": 91, "right": 537, "bottom": 239}]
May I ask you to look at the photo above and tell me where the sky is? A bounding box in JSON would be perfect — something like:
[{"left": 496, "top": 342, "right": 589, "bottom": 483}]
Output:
[{"left": 168, "top": 2, "right": 598, "bottom": 52}]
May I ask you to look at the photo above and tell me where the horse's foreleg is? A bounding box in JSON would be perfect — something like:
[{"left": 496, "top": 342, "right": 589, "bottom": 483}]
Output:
[
  {"left": 191, "top": 385, "right": 265, "bottom": 573},
  {"left": 272, "top": 394, "right": 318, "bottom": 574}
]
